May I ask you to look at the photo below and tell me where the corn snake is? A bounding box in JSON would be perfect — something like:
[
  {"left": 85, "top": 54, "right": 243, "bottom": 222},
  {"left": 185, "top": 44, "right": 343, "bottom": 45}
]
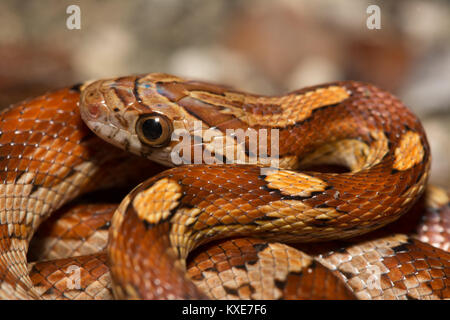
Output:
[{"left": 0, "top": 73, "right": 448, "bottom": 299}]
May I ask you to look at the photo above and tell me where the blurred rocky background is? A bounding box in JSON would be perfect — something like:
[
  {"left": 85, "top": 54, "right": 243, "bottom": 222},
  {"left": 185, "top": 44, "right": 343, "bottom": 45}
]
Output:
[{"left": 0, "top": 0, "right": 448, "bottom": 188}]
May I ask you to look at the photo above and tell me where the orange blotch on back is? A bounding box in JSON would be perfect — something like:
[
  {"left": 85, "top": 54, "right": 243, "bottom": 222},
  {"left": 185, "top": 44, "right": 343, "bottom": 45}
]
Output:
[
  {"left": 264, "top": 169, "right": 327, "bottom": 197},
  {"left": 393, "top": 131, "right": 424, "bottom": 171},
  {"left": 132, "top": 178, "right": 182, "bottom": 224}
]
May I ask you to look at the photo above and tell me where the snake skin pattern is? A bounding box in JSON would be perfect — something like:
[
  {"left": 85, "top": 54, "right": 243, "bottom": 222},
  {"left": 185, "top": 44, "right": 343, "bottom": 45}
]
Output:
[
  {"left": 0, "top": 73, "right": 448, "bottom": 299},
  {"left": 0, "top": 89, "right": 159, "bottom": 299},
  {"left": 27, "top": 189, "right": 450, "bottom": 300}
]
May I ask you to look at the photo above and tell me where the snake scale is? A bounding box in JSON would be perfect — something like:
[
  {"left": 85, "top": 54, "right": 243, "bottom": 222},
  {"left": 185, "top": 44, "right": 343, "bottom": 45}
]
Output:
[{"left": 0, "top": 73, "right": 448, "bottom": 299}]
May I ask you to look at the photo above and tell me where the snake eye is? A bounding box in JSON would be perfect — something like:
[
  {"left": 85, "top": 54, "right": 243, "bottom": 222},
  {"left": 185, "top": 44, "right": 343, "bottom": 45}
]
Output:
[{"left": 136, "top": 113, "right": 173, "bottom": 147}]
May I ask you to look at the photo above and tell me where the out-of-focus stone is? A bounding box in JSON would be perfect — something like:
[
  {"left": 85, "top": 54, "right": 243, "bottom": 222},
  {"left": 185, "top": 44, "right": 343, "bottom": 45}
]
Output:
[
  {"left": 0, "top": 45, "right": 74, "bottom": 108},
  {"left": 344, "top": 34, "right": 412, "bottom": 93},
  {"left": 224, "top": 2, "right": 341, "bottom": 90},
  {"left": 0, "top": 2, "right": 25, "bottom": 44},
  {"left": 288, "top": 56, "right": 343, "bottom": 90},
  {"left": 72, "top": 26, "right": 137, "bottom": 79},
  {"left": 399, "top": 0, "right": 450, "bottom": 49},
  {"left": 400, "top": 46, "right": 450, "bottom": 117},
  {"left": 168, "top": 46, "right": 275, "bottom": 94},
  {"left": 422, "top": 117, "right": 450, "bottom": 189}
]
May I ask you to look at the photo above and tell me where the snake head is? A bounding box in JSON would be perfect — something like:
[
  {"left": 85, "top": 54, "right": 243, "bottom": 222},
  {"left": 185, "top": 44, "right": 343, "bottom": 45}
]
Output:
[{"left": 79, "top": 74, "right": 201, "bottom": 166}]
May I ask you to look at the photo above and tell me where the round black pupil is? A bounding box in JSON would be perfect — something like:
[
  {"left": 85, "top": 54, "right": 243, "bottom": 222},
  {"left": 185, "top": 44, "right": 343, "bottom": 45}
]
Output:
[{"left": 142, "top": 118, "right": 163, "bottom": 140}]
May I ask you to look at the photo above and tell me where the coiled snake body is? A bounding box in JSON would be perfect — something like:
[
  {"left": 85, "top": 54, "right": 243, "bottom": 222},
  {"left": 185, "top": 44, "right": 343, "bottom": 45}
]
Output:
[{"left": 0, "top": 73, "right": 448, "bottom": 299}]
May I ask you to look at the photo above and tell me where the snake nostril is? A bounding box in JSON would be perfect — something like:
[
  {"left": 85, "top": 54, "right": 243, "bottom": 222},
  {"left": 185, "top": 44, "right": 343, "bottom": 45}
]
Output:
[{"left": 87, "top": 104, "right": 101, "bottom": 119}]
